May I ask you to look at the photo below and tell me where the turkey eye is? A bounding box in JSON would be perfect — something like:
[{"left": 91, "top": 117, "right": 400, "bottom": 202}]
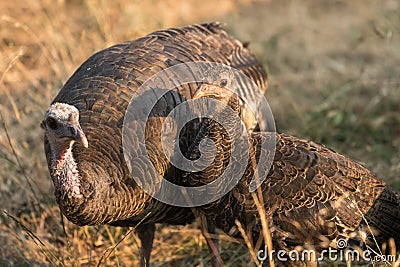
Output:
[
  {"left": 46, "top": 118, "right": 58, "bottom": 130},
  {"left": 219, "top": 79, "right": 227, "bottom": 87}
]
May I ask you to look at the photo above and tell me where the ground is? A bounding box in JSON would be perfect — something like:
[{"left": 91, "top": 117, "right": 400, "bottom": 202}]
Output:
[{"left": 0, "top": 0, "right": 399, "bottom": 266}]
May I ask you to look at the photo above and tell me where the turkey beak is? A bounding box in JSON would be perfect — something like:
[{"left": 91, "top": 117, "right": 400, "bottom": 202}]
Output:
[
  {"left": 79, "top": 131, "right": 89, "bottom": 148},
  {"left": 193, "top": 84, "right": 220, "bottom": 99},
  {"left": 70, "top": 124, "right": 89, "bottom": 148}
]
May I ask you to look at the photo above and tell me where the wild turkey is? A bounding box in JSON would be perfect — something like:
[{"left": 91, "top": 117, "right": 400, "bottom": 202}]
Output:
[
  {"left": 186, "top": 67, "right": 400, "bottom": 266},
  {"left": 41, "top": 23, "right": 268, "bottom": 266}
]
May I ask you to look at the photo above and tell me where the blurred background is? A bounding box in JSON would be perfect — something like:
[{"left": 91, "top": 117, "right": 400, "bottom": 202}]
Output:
[{"left": 1, "top": 0, "right": 399, "bottom": 266}]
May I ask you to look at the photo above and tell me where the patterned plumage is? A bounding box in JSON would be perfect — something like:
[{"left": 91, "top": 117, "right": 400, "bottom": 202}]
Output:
[
  {"left": 42, "top": 23, "right": 268, "bottom": 266},
  {"left": 188, "top": 79, "right": 400, "bottom": 265}
]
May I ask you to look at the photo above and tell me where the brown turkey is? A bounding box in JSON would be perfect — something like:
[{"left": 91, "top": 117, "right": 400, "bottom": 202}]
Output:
[
  {"left": 186, "top": 68, "right": 400, "bottom": 266},
  {"left": 41, "top": 23, "right": 268, "bottom": 266}
]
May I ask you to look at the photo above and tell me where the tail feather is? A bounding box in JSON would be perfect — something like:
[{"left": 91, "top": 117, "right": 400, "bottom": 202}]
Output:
[{"left": 363, "top": 186, "right": 400, "bottom": 248}]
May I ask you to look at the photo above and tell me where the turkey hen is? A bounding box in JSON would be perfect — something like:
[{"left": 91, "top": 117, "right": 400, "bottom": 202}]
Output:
[
  {"left": 41, "top": 23, "right": 268, "bottom": 266},
  {"left": 186, "top": 67, "right": 400, "bottom": 266}
]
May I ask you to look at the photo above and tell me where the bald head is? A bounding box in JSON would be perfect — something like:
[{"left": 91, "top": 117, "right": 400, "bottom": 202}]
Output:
[
  {"left": 42, "top": 103, "right": 88, "bottom": 149},
  {"left": 202, "top": 65, "right": 235, "bottom": 88},
  {"left": 195, "top": 65, "right": 238, "bottom": 102}
]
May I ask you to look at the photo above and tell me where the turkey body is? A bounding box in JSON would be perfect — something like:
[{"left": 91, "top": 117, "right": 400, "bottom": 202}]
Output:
[
  {"left": 187, "top": 87, "right": 400, "bottom": 265},
  {"left": 43, "top": 23, "right": 268, "bottom": 266}
]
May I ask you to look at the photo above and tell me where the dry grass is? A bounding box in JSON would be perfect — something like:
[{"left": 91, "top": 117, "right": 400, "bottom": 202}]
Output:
[{"left": 0, "top": 0, "right": 399, "bottom": 266}]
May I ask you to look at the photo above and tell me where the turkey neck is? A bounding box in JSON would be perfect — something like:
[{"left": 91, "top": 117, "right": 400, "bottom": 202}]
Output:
[
  {"left": 49, "top": 140, "right": 81, "bottom": 200},
  {"left": 198, "top": 95, "right": 242, "bottom": 139},
  {"left": 187, "top": 95, "right": 245, "bottom": 184}
]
